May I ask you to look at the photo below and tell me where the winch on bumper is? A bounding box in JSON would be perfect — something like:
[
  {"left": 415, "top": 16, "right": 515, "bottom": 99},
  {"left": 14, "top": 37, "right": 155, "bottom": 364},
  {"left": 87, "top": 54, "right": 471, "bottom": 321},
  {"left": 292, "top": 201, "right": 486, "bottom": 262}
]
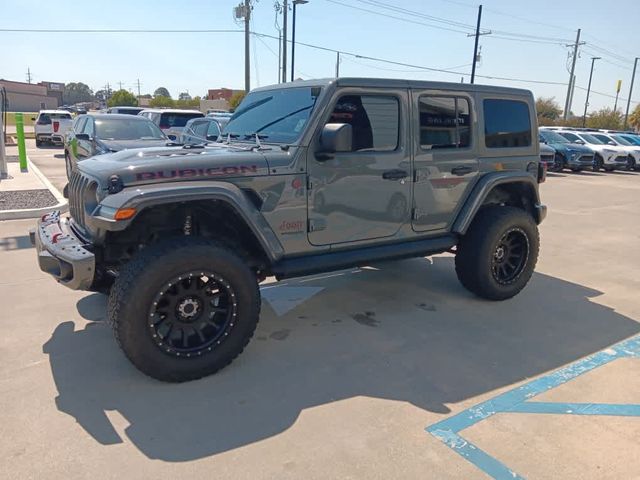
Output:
[{"left": 30, "top": 211, "right": 95, "bottom": 290}]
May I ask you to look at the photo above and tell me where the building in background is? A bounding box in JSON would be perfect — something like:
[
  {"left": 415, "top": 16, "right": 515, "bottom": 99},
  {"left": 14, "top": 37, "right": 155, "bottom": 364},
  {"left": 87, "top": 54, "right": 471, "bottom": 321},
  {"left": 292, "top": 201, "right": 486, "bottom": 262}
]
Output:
[
  {"left": 0, "top": 79, "right": 61, "bottom": 111},
  {"left": 38, "top": 81, "right": 64, "bottom": 106},
  {"left": 204, "top": 87, "right": 243, "bottom": 111}
]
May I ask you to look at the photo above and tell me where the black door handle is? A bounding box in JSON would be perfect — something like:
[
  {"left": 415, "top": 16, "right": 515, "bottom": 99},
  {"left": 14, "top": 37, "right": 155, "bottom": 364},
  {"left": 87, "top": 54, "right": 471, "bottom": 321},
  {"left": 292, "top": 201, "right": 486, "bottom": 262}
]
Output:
[
  {"left": 382, "top": 169, "right": 408, "bottom": 180},
  {"left": 451, "top": 166, "right": 473, "bottom": 176}
]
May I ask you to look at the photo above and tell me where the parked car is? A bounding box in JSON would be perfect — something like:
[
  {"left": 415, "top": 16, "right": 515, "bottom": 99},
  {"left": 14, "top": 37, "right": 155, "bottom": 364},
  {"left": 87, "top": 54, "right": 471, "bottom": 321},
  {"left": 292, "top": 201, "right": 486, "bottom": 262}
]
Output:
[
  {"left": 552, "top": 129, "right": 628, "bottom": 171},
  {"left": 63, "top": 114, "right": 169, "bottom": 180},
  {"left": 588, "top": 132, "right": 640, "bottom": 170},
  {"left": 539, "top": 143, "right": 556, "bottom": 171},
  {"left": 33, "top": 110, "right": 74, "bottom": 147},
  {"left": 138, "top": 108, "right": 204, "bottom": 141},
  {"left": 107, "top": 106, "right": 144, "bottom": 115},
  {"left": 34, "top": 77, "right": 547, "bottom": 382},
  {"left": 538, "top": 129, "right": 594, "bottom": 172},
  {"left": 180, "top": 117, "right": 229, "bottom": 145}
]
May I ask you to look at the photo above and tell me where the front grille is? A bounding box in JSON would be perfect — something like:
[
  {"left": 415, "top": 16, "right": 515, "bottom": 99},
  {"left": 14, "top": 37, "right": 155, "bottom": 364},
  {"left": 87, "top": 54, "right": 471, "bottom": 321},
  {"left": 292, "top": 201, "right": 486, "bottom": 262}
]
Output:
[
  {"left": 615, "top": 155, "right": 628, "bottom": 163},
  {"left": 540, "top": 154, "right": 554, "bottom": 164},
  {"left": 68, "top": 170, "right": 91, "bottom": 228}
]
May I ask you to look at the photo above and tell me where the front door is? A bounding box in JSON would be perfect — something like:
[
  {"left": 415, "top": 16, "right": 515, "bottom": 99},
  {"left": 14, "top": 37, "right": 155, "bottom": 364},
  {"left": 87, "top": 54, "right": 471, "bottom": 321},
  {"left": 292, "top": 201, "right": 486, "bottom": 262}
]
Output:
[
  {"left": 411, "top": 91, "right": 479, "bottom": 232},
  {"left": 307, "top": 89, "right": 410, "bottom": 246}
]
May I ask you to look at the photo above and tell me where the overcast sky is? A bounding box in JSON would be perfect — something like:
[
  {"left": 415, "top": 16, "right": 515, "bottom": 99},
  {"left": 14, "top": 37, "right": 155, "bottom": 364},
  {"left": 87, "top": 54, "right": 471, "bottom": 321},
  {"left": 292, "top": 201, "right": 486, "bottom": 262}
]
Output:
[{"left": 1, "top": 0, "right": 638, "bottom": 113}]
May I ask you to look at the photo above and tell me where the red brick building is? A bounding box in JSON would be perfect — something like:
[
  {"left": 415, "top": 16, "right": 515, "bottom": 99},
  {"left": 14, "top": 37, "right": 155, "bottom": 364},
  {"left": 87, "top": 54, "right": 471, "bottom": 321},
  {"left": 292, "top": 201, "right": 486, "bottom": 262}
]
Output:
[{"left": 207, "top": 88, "right": 243, "bottom": 101}]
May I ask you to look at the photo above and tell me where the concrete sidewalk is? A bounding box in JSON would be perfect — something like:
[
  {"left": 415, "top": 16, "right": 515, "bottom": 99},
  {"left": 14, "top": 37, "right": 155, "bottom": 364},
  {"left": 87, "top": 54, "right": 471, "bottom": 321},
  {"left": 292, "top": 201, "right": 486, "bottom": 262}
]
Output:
[{"left": 0, "top": 147, "right": 67, "bottom": 220}]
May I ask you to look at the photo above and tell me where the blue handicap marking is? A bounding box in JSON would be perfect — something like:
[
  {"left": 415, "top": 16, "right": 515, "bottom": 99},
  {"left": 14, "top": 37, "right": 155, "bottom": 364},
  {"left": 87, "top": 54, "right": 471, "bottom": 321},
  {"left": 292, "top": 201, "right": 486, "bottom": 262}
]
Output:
[{"left": 426, "top": 334, "right": 640, "bottom": 480}]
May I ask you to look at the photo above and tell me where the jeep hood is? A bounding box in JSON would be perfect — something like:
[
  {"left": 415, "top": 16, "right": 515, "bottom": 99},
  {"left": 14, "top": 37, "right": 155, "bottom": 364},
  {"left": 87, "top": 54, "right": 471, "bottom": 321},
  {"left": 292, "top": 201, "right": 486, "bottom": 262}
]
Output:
[
  {"left": 99, "top": 138, "right": 169, "bottom": 152},
  {"left": 77, "top": 144, "right": 271, "bottom": 186}
]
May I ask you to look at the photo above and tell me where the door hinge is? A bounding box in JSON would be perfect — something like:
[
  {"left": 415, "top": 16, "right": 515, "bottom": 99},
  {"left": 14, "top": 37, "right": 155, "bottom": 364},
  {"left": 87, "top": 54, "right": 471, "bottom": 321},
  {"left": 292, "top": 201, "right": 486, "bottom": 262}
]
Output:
[{"left": 306, "top": 176, "right": 312, "bottom": 190}]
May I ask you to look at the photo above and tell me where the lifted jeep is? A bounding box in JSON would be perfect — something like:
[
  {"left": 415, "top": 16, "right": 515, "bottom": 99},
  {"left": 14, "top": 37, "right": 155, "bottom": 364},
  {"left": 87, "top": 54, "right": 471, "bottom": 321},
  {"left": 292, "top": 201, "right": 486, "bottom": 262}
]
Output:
[{"left": 33, "top": 78, "right": 546, "bottom": 382}]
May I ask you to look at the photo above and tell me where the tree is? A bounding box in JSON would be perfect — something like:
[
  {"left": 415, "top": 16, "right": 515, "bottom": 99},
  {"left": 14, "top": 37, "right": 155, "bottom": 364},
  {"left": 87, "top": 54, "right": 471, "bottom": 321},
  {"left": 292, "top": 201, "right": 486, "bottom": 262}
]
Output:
[
  {"left": 229, "top": 91, "right": 246, "bottom": 111},
  {"left": 149, "top": 96, "right": 175, "bottom": 108},
  {"left": 175, "top": 95, "right": 201, "bottom": 109},
  {"left": 585, "top": 107, "right": 623, "bottom": 130},
  {"left": 107, "top": 89, "right": 138, "bottom": 107},
  {"left": 536, "top": 97, "right": 562, "bottom": 126},
  {"left": 629, "top": 104, "right": 640, "bottom": 131},
  {"left": 64, "top": 82, "right": 94, "bottom": 105},
  {"left": 154, "top": 87, "right": 171, "bottom": 98},
  {"left": 178, "top": 92, "right": 192, "bottom": 101}
]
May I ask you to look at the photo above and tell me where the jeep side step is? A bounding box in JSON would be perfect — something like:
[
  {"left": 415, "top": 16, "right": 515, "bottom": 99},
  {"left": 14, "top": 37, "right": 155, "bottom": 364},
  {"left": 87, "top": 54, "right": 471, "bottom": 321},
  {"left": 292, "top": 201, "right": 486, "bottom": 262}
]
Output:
[{"left": 272, "top": 234, "right": 458, "bottom": 280}]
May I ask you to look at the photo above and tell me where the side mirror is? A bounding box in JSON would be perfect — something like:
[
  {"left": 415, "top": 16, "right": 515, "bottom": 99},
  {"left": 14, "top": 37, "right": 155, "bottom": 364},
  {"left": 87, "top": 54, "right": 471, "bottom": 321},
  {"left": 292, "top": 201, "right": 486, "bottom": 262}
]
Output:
[
  {"left": 317, "top": 123, "right": 352, "bottom": 160},
  {"left": 607, "top": 141, "right": 616, "bottom": 146},
  {"left": 206, "top": 134, "right": 219, "bottom": 141},
  {"left": 574, "top": 139, "right": 585, "bottom": 145},
  {"left": 75, "top": 133, "right": 91, "bottom": 141}
]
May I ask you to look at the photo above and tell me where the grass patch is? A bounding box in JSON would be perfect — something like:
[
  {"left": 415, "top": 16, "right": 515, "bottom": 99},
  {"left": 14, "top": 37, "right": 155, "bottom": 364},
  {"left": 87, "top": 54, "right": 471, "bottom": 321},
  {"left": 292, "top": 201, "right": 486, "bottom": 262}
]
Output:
[{"left": 5, "top": 112, "right": 38, "bottom": 127}]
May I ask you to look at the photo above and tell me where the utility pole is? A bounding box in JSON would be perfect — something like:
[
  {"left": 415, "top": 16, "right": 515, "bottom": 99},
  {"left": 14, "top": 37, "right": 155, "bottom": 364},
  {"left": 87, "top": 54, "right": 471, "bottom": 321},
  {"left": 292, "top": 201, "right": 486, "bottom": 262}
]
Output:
[
  {"left": 26, "top": 67, "right": 32, "bottom": 84},
  {"left": 470, "top": 5, "right": 482, "bottom": 84},
  {"left": 564, "top": 29, "right": 583, "bottom": 121},
  {"left": 135, "top": 79, "right": 141, "bottom": 97},
  {"left": 118, "top": 81, "right": 123, "bottom": 90},
  {"left": 282, "top": 0, "right": 288, "bottom": 83},
  {"left": 623, "top": 57, "right": 639, "bottom": 130},
  {"left": 244, "top": 0, "right": 251, "bottom": 92},
  {"left": 582, "top": 56, "right": 601, "bottom": 128},
  {"left": 335, "top": 52, "right": 341, "bottom": 77}
]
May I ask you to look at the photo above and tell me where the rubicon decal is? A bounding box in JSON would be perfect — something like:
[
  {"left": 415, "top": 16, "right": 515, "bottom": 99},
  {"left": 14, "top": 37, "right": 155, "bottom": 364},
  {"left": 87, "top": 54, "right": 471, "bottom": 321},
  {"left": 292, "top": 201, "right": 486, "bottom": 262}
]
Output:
[{"left": 136, "top": 165, "right": 258, "bottom": 181}]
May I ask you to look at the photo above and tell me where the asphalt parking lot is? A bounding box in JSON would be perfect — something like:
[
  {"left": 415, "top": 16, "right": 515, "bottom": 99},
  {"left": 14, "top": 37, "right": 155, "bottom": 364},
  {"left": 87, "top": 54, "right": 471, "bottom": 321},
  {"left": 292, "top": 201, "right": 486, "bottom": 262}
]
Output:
[{"left": 1, "top": 153, "right": 640, "bottom": 479}]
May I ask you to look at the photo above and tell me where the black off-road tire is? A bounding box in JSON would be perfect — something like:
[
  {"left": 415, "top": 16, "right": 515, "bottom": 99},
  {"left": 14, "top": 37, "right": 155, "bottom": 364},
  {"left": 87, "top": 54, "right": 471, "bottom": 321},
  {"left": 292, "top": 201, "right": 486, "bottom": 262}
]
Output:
[
  {"left": 455, "top": 206, "right": 539, "bottom": 301},
  {"left": 64, "top": 152, "right": 72, "bottom": 180},
  {"left": 554, "top": 153, "right": 565, "bottom": 172},
  {"left": 107, "top": 237, "right": 261, "bottom": 382},
  {"left": 593, "top": 154, "right": 604, "bottom": 172},
  {"left": 36, "top": 138, "right": 43, "bottom": 148}
]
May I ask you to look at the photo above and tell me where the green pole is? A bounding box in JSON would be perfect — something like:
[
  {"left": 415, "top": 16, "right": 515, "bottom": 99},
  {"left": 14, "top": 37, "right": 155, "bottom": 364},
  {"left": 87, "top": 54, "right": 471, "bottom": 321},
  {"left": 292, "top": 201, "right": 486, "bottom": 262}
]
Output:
[{"left": 15, "top": 112, "right": 28, "bottom": 172}]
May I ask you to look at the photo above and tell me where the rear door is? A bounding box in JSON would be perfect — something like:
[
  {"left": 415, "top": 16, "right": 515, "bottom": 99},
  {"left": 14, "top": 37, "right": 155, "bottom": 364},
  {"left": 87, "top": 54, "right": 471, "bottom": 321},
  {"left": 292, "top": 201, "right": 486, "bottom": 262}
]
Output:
[
  {"left": 411, "top": 91, "right": 478, "bottom": 232},
  {"left": 307, "top": 88, "right": 410, "bottom": 246}
]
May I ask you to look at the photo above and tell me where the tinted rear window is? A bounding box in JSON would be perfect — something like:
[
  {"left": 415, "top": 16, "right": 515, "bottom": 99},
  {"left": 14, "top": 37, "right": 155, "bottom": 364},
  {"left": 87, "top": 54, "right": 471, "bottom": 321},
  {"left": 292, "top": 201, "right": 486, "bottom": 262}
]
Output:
[
  {"left": 51, "top": 113, "right": 72, "bottom": 120},
  {"left": 159, "top": 113, "right": 203, "bottom": 128},
  {"left": 484, "top": 99, "right": 531, "bottom": 148}
]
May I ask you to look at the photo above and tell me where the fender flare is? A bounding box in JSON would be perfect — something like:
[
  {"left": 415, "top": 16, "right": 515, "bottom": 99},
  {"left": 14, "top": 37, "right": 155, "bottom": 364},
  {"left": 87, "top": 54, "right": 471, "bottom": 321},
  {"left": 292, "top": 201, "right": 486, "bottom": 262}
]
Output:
[
  {"left": 89, "top": 181, "right": 284, "bottom": 263},
  {"left": 452, "top": 172, "right": 544, "bottom": 235}
]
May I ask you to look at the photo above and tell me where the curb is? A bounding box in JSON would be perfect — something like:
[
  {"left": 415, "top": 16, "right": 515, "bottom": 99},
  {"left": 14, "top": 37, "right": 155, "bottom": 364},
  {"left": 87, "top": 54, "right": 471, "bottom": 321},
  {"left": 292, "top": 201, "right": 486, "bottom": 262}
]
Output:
[{"left": 0, "top": 156, "right": 68, "bottom": 221}]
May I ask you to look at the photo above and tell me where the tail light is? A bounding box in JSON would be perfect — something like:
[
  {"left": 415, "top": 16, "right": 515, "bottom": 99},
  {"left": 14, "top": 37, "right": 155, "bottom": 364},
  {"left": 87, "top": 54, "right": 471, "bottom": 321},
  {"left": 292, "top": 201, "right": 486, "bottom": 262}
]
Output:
[{"left": 53, "top": 121, "right": 60, "bottom": 132}]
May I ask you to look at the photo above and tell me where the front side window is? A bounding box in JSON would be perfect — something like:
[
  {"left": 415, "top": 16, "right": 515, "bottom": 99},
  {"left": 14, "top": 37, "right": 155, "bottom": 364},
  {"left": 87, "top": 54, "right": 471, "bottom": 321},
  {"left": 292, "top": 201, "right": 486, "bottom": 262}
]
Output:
[
  {"left": 540, "top": 130, "right": 569, "bottom": 143},
  {"left": 419, "top": 96, "right": 470, "bottom": 149},
  {"left": 484, "top": 99, "right": 531, "bottom": 148},
  {"left": 207, "top": 121, "right": 221, "bottom": 137},
  {"left": 326, "top": 94, "right": 399, "bottom": 152},
  {"left": 74, "top": 117, "right": 87, "bottom": 133},
  {"left": 82, "top": 118, "right": 94, "bottom": 136},
  {"left": 580, "top": 133, "right": 603, "bottom": 144}
]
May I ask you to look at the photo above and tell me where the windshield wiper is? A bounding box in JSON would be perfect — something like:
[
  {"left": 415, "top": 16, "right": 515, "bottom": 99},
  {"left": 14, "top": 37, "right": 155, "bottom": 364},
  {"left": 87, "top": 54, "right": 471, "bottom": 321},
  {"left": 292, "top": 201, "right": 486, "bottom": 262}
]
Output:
[{"left": 254, "top": 104, "right": 314, "bottom": 133}]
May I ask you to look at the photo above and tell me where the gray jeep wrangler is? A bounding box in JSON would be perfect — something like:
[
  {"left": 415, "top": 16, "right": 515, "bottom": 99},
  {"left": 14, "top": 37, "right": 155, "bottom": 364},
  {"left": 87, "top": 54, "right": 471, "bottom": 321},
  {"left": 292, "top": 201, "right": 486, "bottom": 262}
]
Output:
[{"left": 33, "top": 78, "right": 546, "bottom": 382}]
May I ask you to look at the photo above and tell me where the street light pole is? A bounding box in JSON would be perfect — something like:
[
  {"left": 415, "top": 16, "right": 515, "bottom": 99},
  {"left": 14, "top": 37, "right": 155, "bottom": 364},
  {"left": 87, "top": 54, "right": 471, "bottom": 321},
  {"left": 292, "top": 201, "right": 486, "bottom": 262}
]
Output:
[
  {"left": 582, "top": 56, "right": 601, "bottom": 128},
  {"left": 282, "top": 0, "right": 288, "bottom": 83},
  {"left": 624, "top": 57, "right": 639, "bottom": 130},
  {"left": 291, "top": 0, "right": 308, "bottom": 82}
]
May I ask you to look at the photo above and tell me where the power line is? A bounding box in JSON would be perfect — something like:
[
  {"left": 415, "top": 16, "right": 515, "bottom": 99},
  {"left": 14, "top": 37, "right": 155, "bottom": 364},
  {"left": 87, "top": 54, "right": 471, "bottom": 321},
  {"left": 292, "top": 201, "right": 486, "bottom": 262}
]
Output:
[
  {"left": 353, "top": 0, "right": 477, "bottom": 30},
  {"left": 0, "top": 28, "right": 243, "bottom": 33},
  {"left": 323, "top": 0, "right": 474, "bottom": 34}
]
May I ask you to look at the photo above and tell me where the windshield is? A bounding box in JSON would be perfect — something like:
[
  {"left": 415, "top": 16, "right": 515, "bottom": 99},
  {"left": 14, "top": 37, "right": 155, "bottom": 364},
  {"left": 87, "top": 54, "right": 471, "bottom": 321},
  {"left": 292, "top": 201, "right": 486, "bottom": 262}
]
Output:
[
  {"left": 159, "top": 112, "right": 203, "bottom": 128},
  {"left": 580, "top": 133, "right": 604, "bottom": 144},
  {"left": 612, "top": 135, "right": 633, "bottom": 146},
  {"left": 222, "top": 86, "right": 321, "bottom": 143},
  {"left": 95, "top": 118, "right": 166, "bottom": 140},
  {"left": 622, "top": 135, "right": 640, "bottom": 145},
  {"left": 540, "top": 130, "right": 569, "bottom": 143}
]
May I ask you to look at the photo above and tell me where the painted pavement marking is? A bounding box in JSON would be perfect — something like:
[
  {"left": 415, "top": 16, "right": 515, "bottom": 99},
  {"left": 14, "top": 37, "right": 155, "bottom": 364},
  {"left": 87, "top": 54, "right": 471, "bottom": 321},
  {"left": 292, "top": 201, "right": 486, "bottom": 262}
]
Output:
[{"left": 426, "top": 334, "right": 640, "bottom": 479}]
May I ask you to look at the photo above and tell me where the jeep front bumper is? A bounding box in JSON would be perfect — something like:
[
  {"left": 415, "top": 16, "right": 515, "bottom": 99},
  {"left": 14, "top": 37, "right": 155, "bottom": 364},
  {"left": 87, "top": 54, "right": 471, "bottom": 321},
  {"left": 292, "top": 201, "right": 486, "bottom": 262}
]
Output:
[{"left": 31, "top": 211, "right": 95, "bottom": 290}]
